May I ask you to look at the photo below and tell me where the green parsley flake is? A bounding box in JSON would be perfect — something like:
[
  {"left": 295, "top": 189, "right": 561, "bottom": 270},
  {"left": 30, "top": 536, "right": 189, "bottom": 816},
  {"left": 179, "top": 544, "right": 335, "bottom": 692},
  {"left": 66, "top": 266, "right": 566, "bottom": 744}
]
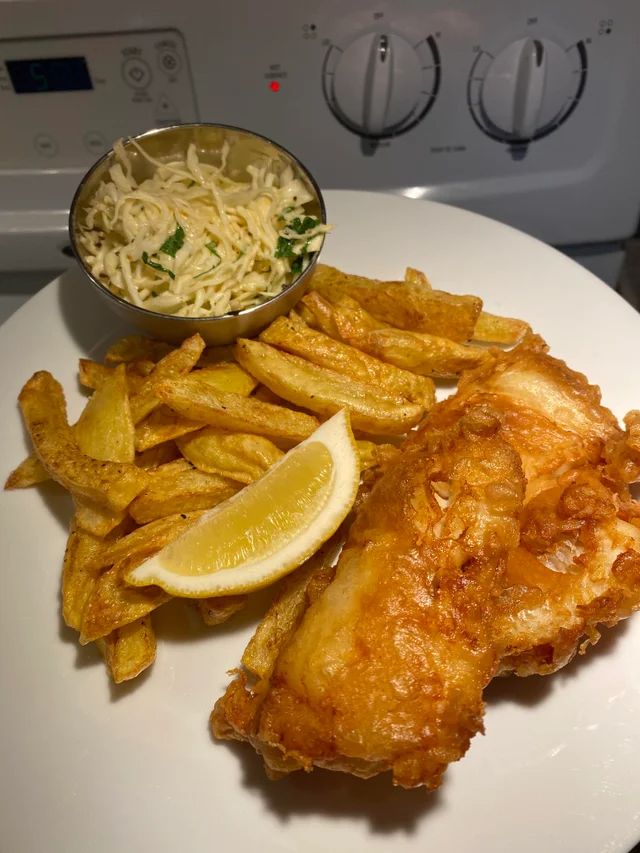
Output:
[
  {"left": 275, "top": 236, "right": 296, "bottom": 259},
  {"left": 288, "top": 216, "right": 319, "bottom": 235},
  {"left": 159, "top": 224, "right": 185, "bottom": 258},
  {"left": 142, "top": 251, "right": 175, "bottom": 279},
  {"left": 205, "top": 240, "right": 220, "bottom": 258}
]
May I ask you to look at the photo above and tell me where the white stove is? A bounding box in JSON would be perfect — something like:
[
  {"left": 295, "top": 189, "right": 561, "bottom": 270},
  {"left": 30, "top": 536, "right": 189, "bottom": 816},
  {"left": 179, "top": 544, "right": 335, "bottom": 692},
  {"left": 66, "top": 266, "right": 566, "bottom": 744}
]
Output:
[{"left": 1, "top": 0, "right": 639, "bottom": 323}]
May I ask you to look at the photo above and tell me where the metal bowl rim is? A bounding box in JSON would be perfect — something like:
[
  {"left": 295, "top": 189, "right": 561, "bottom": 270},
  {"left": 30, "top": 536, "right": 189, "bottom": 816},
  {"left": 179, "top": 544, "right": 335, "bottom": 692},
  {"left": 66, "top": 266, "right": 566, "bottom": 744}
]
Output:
[{"left": 68, "top": 122, "right": 326, "bottom": 326}]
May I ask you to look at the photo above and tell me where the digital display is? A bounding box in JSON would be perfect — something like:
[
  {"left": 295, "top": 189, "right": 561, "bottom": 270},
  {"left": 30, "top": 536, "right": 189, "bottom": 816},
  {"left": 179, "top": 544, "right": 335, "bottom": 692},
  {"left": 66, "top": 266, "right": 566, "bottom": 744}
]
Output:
[{"left": 5, "top": 57, "right": 93, "bottom": 94}]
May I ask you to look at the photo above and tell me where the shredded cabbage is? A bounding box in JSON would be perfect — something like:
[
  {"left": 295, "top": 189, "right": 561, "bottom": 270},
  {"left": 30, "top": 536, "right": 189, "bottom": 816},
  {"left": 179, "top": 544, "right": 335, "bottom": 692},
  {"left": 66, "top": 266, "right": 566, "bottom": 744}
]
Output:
[{"left": 78, "top": 139, "right": 329, "bottom": 318}]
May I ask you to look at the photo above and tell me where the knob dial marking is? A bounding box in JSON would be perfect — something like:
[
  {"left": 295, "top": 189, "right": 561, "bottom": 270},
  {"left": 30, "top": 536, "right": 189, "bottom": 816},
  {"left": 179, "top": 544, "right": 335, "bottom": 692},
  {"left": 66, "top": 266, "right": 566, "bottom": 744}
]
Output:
[
  {"left": 323, "top": 32, "right": 441, "bottom": 139},
  {"left": 468, "top": 38, "right": 587, "bottom": 144}
]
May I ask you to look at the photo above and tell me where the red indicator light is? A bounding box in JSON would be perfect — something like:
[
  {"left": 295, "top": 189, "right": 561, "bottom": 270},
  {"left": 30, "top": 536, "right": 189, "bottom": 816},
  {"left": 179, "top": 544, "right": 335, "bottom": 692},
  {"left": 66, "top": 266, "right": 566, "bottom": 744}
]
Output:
[{"left": 269, "top": 80, "right": 281, "bottom": 92}]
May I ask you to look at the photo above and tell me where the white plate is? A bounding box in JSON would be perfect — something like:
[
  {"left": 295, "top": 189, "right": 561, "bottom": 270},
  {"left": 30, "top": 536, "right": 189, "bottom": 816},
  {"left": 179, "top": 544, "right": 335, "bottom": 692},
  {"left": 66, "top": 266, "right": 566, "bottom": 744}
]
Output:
[{"left": 2, "top": 191, "right": 640, "bottom": 853}]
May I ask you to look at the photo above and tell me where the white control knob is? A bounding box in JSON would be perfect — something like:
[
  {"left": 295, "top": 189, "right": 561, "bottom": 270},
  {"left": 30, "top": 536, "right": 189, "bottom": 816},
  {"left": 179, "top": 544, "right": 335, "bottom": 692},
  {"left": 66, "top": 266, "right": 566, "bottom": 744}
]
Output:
[
  {"left": 480, "top": 38, "right": 574, "bottom": 139},
  {"left": 330, "top": 32, "right": 422, "bottom": 137}
]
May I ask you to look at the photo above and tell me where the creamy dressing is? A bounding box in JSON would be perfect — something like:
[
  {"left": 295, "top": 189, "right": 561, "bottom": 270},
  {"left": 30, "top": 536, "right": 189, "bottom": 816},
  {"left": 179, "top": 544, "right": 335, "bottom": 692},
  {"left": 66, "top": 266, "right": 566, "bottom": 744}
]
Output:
[{"left": 79, "top": 139, "right": 329, "bottom": 318}]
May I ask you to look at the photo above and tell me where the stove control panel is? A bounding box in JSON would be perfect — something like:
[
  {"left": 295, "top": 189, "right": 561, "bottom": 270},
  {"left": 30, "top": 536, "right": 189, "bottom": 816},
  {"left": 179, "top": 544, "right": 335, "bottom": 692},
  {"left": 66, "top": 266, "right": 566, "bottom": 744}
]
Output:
[
  {"left": 0, "top": 30, "right": 198, "bottom": 170},
  {"left": 0, "top": 0, "right": 638, "bottom": 256}
]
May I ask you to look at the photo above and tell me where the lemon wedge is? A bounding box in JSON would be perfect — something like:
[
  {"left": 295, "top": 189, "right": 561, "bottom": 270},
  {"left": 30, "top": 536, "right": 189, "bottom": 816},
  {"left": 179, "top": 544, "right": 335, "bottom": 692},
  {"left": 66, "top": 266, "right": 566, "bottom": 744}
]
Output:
[{"left": 126, "top": 410, "right": 359, "bottom": 597}]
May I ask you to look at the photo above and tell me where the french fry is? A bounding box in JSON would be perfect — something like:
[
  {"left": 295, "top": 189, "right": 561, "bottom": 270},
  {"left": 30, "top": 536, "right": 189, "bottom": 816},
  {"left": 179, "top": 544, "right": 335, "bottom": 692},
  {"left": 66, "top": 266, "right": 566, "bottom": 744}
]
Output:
[
  {"left": 18, "top": 371, "right": 148, "bottom": 512},
  {"left": 194, "top": 363, "right": 258, "bottom": 396},
  {"left": 404, "top": 267, "right": 432, "bottom": 288},
  {"left": 156, "top": 374, "right": 320, "bottom": 443},
  {"left": 135, "top": 406, "right": 203, "bottom": 452},
  {"left": 96, "top": 616, "right": 157, "bottom": 683},
  {"left": 134, "top": 440, "right": 181, "bottom": 469},
  {"left": 261, "top": 313, "right": 435, "bottom": 408},
  {"left": 302, "top": 292, "right": 488, "bottom": 378},
  {"left": 75, "top": 364, "right": 135, "bottom": 463},
  {"left": 4, "top": 453, "right": 49, "bottom": 489},
  {"left": 78, "top": 359, "right": 152, "bottom": 394},
  {"left": 354, "top": 327, "right": 489, "bottom": 377},
  {"left": 129, "top": 333, "right": 206, "bottom": 424},
  {"left": 73, "top": 498, "right": 127, "bottom": 538},
  {"left": 241, "top": 541, "right": 340, "bottom": 682},
  {"left": 196, "top": 596, "right": 248, "bottom": 626},
  {"left": 310, "top": 263, "right": 482, "bottom": 341},
  {"left": 177, "top": 428, "right": 284, "bottom": 484},
  {"left": 197, "top": 345, "right": 236, "bottom": 367},
  {"left": 11, "top": 365, "right": 139, "bottom": 492},
  {"left": 301, "top": 290, "right": 381, "bottom": 338},
  {"left": 61, "top": 517, "right": 106, "bottom": 631},
  {"left": 473, "top": 311, "right": 531, "bottom": 345},
  {"left": 128, "top": 460, "right": 240, "bottom": 524},
  {"left": 88, "top": 511, "right": 204, "bottom": 572},
  {"left": 251, "top": 385, "right": 287, "bottom": 406},
  {"left": 104, "top": 335, "right": 174, "bottom": 364},
  {"left": 79, "top": 554, "right": 170, "bottom": 643},
  {"left": 235, "top": 339, "right": 425, "bottom": 436}
]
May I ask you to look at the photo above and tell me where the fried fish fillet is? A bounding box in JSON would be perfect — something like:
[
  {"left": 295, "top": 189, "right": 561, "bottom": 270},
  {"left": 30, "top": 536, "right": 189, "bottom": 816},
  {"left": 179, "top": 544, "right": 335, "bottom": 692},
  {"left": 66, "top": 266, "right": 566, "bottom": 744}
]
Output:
[
  {"left": 415, "top": 336, "right": 640, "bottom": 676},
  {"left": 212, "top": 409, "right": 525, "bottom": 789},
  {"left": 213, "top": 335, "right": 640, "bottom": 789}
]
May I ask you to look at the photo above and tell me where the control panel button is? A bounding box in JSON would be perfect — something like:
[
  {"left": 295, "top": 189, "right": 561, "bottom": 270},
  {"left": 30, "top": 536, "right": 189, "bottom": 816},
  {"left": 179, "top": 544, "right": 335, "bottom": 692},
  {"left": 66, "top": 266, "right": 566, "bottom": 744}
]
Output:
[
  {"left": 122, "top": 57, "right": 152, "bottom": 89},
  {"left": 83, "top": 131, "right": 107, "bottom": 155},
  {"left": 157, "top": 48, "right": 182, "bottom": 76},
  {"left": 33, "top": 133, "right": 58, "bottom": 157},
  {"left": 155, "top": 93, "right": 180, "bottom": 125}
]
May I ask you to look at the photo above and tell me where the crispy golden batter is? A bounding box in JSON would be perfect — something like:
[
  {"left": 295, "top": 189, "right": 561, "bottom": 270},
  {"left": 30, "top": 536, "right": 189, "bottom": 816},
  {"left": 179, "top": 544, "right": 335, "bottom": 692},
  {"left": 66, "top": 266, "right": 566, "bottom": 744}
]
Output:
[
  {"left": 212, "top": 409, "right": 525, "bottom": 789},
  {"left": 413, "top": 336, "right": 640, "bottom": 677},
  {"left": 213, "top": 335, "right": 640, "bottom": 788}
]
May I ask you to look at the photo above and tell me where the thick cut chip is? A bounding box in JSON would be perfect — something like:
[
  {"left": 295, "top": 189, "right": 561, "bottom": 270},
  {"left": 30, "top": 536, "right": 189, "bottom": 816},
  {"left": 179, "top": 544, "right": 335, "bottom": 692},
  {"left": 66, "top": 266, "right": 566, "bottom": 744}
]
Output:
[
  {"left": 310, "top": 263, "right": 482, "bottom": 341},
  {"left": 302, "top": 293, "right": 488, "bottom": 378},
  {"left": 18, "top": 371, "right": 148, "bottom": 512},
  {"left": 128, "top": 460, "right": 240, "bottom": 524},
  {"left": 75, "top": 364, "right": 135, "bottom": 463},
  {"left": 89, "top": 511, "right": 203, "bottom": 572},
  {"left": 73, "top": 498, "right": 127, "bottom": 538},
  {"left": 62, "top": 517, "right": 106, "bottom": 631},
  {"left": 4, "top": 453, "right": 49, "bottom": 489},
  {"left": 236, "top": 338, "right": 425, "bottom": 436},
  {"left": 105, "top": 335, "right": 174, "bottom": 364},
  {"left": 134, "top": 440, "right": 181, "bottom": 469},
  {"left": 129, "top": 333, "right": 206, "bottom": 424},
  {"left": 473, "top": 311, "right": 531, "bottom": 345},
  {"left": 80, "top": 555, "right": 170, "bottom": 643},
  {"left": 135, "top": 407, "right": 203, "bottom": 452},
  {"left": 78, "top": 359, "right": 151, "bottom": 394},
  {"left": 404, "top": 267, "right": 432, "bottom": 288},
  {"left": 241, "top": 542, "right": 340, "bottom": 683},
  {"left": 260, "top": 314, "right": 435, "bottom": 408},
  {"left": 197, "top": 345, "right": 236, "bottom": 367},
  {"left": 196, "top": 596, "right": 248, "bottom": 626},
  {"left": 134, "top": 365, "right": 256, "bottom": 452},
  {"left": 97, "top": 616, "right": 157, "bottom": 683},
  {"left": 156, "top": 374, "right": 319, "bottom": 443},
  {"left": 353, "top": 326, "right": 490, "bottom": 377},
  {"left": 177, "top": 428, "right": 284, "bottom": 484},
  {"left": 194, "top": 363, "right": 258, "bottom": 396}
]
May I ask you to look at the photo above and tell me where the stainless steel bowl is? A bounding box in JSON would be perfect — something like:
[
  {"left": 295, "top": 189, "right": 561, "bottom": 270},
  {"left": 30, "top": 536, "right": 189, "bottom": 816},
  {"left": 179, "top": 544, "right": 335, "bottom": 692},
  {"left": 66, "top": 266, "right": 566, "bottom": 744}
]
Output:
[{"left": 69, "top": 123, "right": 326, "bottom": 345}]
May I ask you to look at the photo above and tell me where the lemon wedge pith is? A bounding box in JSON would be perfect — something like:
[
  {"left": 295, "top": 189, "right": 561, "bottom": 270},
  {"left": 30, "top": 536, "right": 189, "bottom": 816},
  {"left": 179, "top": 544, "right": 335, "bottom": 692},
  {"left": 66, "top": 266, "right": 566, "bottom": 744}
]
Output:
[{"left": 126, "top": 409, "right": 359, "bottom": 597}]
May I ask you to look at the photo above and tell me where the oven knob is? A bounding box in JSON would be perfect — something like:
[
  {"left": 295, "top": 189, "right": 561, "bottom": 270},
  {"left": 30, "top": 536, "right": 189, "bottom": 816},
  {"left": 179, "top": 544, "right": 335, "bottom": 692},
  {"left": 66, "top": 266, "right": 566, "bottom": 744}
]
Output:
[
  {"left": 327, "top": 32, "right": 424, "bottom": 138},
  {"left": 479, "top": 37, "right": 576, "bottom": 141}
]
